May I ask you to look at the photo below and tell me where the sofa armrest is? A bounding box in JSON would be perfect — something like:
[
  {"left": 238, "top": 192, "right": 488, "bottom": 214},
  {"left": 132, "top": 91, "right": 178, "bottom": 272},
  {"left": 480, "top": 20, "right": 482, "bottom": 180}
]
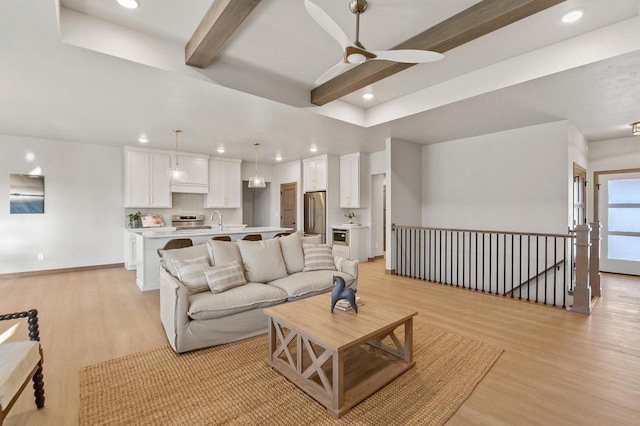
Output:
[
  {"left": 334, "top": 257, "right": 359, "bottom": 291},
  {"left": 159, "top": 267, "right": 190, "bottom": 353}
]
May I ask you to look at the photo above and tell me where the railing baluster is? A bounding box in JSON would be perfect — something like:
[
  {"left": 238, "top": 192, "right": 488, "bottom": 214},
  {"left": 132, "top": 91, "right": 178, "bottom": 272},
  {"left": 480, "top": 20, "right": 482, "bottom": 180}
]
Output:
[
  {"left": 475, "top": 233, "right": 478, "bottom": 292},
  {"left": 527, "top": 235, "right": 531, "bottom": 302},
  {"left": 535, "top": 235, "right": 539, "bottom": 304},
  {"left": 489, "top": 233, "right": 492, "bottom": 294},
  {"left": 503, "top": 233, "right": 507, "bottom": 296},
  {"left": 482, "top": 233, "right": 486, "bottom": 293},
  {"left": 544, "top": 236, "right": 548, "bottom": 305}
]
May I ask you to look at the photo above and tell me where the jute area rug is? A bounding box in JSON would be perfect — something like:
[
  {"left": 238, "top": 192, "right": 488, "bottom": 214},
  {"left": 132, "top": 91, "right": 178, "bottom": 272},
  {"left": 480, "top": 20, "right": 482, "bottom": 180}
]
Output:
[{"left": 79, "top": 326, "right": 502, "bottom": 425}]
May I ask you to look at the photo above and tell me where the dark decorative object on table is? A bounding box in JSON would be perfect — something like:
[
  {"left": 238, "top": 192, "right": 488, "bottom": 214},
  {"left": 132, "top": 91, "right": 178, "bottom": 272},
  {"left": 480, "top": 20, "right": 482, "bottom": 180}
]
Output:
[{"left": 330, "top": 275, "right": 358, "bottom": 314}]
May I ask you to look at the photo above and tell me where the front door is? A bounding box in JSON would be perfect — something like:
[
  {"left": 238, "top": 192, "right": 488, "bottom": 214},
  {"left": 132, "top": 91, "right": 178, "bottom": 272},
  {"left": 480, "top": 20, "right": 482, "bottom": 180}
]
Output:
[
  {"left": 280, "top": 182, "right": 297, "bottom": 232},
  {"left": 597, "top": 171, "right": 640, "bottom": 276}
]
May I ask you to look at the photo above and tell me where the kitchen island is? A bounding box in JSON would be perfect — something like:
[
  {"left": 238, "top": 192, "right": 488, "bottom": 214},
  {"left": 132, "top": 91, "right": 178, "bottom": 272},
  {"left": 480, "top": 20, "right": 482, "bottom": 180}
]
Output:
[{"left": 134, "top": 227, "right": 291, "bottom": 291}]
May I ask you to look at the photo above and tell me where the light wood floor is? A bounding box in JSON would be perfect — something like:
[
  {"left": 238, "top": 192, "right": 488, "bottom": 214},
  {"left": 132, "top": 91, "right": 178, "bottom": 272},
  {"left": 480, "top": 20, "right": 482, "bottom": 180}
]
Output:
[{"left": 1, "top": 260, "right": 639, "bottom": 425}]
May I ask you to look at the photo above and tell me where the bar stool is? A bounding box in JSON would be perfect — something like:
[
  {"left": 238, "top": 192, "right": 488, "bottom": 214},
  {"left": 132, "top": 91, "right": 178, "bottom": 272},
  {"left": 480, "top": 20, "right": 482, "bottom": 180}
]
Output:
[
  {"left": 212, "top": 236, "right": 232, "bottom": 242},
  {"left": 157, "top": 238, "right": 193, "bottom": 257},
  {"left": 242, "top": 234, "right": 262, "bottom": 241}
]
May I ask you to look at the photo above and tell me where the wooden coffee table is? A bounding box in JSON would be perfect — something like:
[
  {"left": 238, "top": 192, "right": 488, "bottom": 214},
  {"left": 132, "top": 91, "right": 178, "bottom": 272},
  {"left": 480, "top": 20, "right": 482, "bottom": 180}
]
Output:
[{"left": 264, "top": 293, "right": 417, "bottom": 418}]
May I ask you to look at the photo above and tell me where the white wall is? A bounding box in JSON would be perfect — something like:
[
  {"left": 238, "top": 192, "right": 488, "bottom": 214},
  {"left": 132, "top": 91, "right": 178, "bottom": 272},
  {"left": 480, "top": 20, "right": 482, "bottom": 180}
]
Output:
[
  {"left": 421, "top": 121, "right": 570, "bottom": 235},
  {"left": 587, "top": 136, "right": 640, "bottom": 219},
  {"left": 0, "top": 135, "right": 123, "bottom": 274},
  {"left": 386, "top": 138, "right": 423, "bottom": 270},
  {"left": 568, "top": 122, "right": 589, "bottom": 227}
]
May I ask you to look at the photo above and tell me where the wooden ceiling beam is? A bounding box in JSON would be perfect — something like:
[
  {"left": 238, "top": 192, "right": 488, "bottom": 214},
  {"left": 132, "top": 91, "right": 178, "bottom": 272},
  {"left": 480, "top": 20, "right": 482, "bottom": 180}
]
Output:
[
  {"left": 186, "top": 0, "right": 261, "bottom": 69},
  {"left": 310, "top": 0, "right": 566, "bottom": 106}
]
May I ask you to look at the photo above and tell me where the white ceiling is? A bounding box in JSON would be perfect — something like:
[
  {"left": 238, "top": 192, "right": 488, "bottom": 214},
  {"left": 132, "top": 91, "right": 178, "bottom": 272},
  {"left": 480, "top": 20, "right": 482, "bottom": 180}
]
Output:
[{"left": 1, "top": 0, "right": 640, "bottom": 164}]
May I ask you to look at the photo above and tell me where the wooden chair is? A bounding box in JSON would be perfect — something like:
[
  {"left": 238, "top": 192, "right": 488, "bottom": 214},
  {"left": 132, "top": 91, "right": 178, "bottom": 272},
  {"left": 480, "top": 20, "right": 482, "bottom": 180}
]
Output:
[
  {"left": 242, "top": 234, "right": 262, "bottom": 241},
  {"left": 157, "top": 238, "right": 193, "bottom": 257},
  {"left": 274, "top": 232, "right": 292, "bottom": 238},
  {"left": 0, "top": 309, "right": 45, "bottom": 425},
  {"left": 212, "top": 236, "right": 232, "bottom": 242}
]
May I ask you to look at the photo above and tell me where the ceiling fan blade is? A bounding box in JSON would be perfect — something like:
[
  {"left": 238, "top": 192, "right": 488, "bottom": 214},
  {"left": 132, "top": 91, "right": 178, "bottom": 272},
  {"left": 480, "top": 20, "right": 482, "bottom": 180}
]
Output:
[
  {"left": 370, "top": 49, "right": 444, "bottom": 64},
  {"left": 304, "top": 0, "right": 351, "bottom": 49},
  {"left": 315, "top": 60, "right": 354, "bottom": 85}
]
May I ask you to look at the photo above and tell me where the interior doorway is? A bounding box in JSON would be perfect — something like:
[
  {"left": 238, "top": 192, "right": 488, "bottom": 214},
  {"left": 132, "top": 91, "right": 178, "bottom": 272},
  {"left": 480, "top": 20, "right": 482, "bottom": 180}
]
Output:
[
  {"left": 573, "top": 162, "right": 587, "bottom": 228},
  {"left": 371, "top": 174, "right": 386, "bottom": 258},
  {"left": 280, "top": 182, "right": 297, "bottom": 231},
  {"left": 595, "top": 169, "right": 640, "bottom": 276},
  {"left": 243, "top": 181, "right": 270, "bottom": 227}
]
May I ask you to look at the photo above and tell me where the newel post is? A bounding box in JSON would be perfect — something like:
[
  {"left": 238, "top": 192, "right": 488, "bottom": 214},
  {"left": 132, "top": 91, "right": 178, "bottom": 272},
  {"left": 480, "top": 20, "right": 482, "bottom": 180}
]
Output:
[
  {"left": 589, "top": 222, "right": 602, "bottom": 298},
  {"left": 572, "top": 224, "right": 592, "bottom": 314}
]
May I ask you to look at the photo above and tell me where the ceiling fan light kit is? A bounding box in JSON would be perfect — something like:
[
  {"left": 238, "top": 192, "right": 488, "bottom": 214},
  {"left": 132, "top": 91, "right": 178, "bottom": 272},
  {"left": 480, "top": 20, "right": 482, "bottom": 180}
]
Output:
[
  {"left": 632, "top": 122, "right": 640, "bottom": 136},
  {"left": 305, "top": 0, "right": 444, "bottom": 85},
  {"left": 117, "top": 0, "right": 140, "bottom": 10}
]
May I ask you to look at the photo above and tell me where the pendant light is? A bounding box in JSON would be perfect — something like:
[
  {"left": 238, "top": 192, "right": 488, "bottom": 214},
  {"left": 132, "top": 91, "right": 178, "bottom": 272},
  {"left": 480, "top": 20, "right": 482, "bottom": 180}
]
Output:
[
  {"left": 167, "top": 129, "right": 187, "bottom": 181},
  {"left": 248, "top": 142, "right": 266, "bottom": 188}
]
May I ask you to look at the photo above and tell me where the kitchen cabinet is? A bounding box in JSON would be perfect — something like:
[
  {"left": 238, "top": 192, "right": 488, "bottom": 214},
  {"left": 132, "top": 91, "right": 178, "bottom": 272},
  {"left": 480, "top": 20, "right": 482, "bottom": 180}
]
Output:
[
  {"left": 124, "top": 147, "right": 172, "bottom": 208},
  {"left": 170, "top": 153, "right": 209, "bottom": 194},
  {"left": 205, "top": 158, "right": 242, "bottom": 208},
  {"left": 331, "top": 225, "right": 369, "bottom": 262},
  {"left": 124, "top": 230, "right": 137, "bottom": 270},
  {"left": 303, "top": 156, "right": 327, "bottom": 192},
  {"left": 340, "top": 153, "right": 360, "bottom": 208}
]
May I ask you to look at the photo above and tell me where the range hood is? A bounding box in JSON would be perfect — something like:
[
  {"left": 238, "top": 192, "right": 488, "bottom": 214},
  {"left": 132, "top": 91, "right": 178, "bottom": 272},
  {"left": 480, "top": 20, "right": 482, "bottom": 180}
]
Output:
[{"left": 171, "top": 182, "right": 208, "bottom": 194}]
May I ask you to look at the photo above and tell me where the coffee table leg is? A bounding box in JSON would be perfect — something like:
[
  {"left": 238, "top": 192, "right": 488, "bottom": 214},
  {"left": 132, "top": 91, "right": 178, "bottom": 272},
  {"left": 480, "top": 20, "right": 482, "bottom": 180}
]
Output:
[
  {"left": 332, "top": 350, "right": 344, "bottom": 417},
  {"left": 268, "top": 317, "right": 275, "bottom": 363},
  {"left": 404, "top": 317, "right": 414, "bottom": 363}
]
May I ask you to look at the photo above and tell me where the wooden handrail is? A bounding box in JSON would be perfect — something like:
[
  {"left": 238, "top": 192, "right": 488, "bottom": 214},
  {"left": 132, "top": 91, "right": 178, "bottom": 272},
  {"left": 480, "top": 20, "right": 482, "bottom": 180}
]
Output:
[{"left": 392, "top": 224, "right": 575, "bottom": 239}]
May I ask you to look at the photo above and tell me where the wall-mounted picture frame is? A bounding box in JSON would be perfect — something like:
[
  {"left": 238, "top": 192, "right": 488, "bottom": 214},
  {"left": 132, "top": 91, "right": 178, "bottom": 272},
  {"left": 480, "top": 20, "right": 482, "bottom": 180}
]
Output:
[{"left": 10, "top": 174, "right": 45, "bottom": 214}]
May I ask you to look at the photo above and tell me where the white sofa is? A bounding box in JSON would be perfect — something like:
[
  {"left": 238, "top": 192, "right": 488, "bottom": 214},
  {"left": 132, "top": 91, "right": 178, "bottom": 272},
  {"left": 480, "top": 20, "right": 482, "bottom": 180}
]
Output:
[{"left": 159, "top": 232, "right": 358, "bottom": 353}]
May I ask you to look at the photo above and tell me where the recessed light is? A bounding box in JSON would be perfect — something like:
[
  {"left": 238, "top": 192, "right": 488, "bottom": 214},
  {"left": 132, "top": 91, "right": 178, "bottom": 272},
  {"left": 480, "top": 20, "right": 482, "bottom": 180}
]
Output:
[
  {"left": 138, "top": 136, "right": 148, "bottom": 143},
  {"left": 310, "top": 146, "right": 318, "bottom": 153},
  {"left": 275, "top": 155, "right": 282, "bottom": 161},
  {"left": 562, "top": 9, "right": 584, "bottom": 23},
  {"left": 362, "top": 93, "right": 374, "bottom": 100},
  {"left": 217, "top": 147, "right": 225, "bottom": 153},
  {"left": 25, "top": 152, "right": 35, "bottom": 161},
  {"left": 117, "top": 0, "right": 140, "bottom": 9}
]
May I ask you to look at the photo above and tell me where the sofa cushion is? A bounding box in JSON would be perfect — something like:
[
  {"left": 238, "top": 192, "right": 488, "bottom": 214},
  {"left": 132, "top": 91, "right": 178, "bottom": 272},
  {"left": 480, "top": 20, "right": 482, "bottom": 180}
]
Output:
[
  {"left": 268, "top": 270, "right": 355, "bottom": 300},
  {"left": 173, "top": 257, "right": 211, "bottom": 294},
  {"left": 204, "top": 261, "right": 247, "bottom": 294},
  {"left": 238, "top": 239, "right": 288, "bottom": 283},
  {"left": 302, "top": 243, "right": 336, "bottom": 272},
  {"left": 207, "top": 240, "right": 243, "bottom": 267},
  {"left": 188, "top": 283, "right": 287, "bottom": 320},
  {"left": 301, "top": 234, "right": 322, "bottom": 244},
  {"left": 161, "top": 244, "right": 209, "bottom": 278},
  {"left": 278, "top": 231, "right": 304, "bottom": 274}
]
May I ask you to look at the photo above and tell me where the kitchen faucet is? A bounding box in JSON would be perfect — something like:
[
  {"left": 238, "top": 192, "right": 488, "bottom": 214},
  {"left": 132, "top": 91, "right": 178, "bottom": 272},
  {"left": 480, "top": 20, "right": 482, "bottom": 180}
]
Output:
[{"left": 210, "top": 210, "right": 223, "bottom": 231}]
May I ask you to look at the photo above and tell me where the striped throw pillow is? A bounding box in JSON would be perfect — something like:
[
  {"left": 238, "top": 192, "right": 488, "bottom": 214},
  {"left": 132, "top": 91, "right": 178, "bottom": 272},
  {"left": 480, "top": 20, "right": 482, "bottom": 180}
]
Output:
[
  {"left": 173, "top": 257, "right": 210, "bottom": 294},
  {"left": 302, "top": 243, "right": 336, "bottom": 272},
  {"left": 204, "top": 261, "right": 247, "bottom": 293}
]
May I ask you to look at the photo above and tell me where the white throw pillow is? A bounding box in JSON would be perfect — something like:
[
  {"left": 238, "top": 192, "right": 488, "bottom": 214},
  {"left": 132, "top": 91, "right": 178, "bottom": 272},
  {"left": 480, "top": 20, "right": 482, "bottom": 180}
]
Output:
[
  {"left": 302, "top": 243, "right": 336, "bottom": 272},
  {"left": 204, "top": 261, "right": 247, "bottom": 293},
  {"left": 173, "top": 257, "right": 210, "bottom": 294},
  {"left": 301, "top": 234, "right": 323, "bottom": 245},
  {"left": 238, "top": 238, "right": 288, "bottom": 283},
  {"left": 278, "top": 231, "right": 304, "bottom": 274},
  {"left": 207, "top": 240, "right": 243, "bottom": 267},
  {"left": 161, "top": 244, "right": 209, "bottom": 278}
]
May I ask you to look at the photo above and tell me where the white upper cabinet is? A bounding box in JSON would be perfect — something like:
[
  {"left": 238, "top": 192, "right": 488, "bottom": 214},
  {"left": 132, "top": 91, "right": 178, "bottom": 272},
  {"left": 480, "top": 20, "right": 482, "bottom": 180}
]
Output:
[
  {"left": 124, "top": 147, "right": 172, "bottom": 208},
  {"left": 205, "top": 158, "right": 242, "bottom": 208},
  {"left": 170, "top": 153, "right": 209, "bottom": 194},
  {"left": 340, "top": 153, "right": 366, "bottom": 208},
  {"left": 303, "top": 156, "right": 327, "bottom": 192}
]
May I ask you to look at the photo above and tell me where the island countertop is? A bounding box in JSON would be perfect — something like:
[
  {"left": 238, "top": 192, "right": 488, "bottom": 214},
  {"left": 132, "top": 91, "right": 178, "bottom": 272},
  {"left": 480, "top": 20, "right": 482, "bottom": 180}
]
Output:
[{"left": 134, "top": 226, "right": 290, "bottom": 239}]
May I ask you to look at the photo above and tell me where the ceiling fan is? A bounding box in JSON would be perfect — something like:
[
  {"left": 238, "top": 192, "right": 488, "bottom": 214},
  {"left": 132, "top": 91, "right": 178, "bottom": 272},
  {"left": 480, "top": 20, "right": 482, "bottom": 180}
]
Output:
[{"left": 305, "top": 0, "right": 444, "bottom": 85}]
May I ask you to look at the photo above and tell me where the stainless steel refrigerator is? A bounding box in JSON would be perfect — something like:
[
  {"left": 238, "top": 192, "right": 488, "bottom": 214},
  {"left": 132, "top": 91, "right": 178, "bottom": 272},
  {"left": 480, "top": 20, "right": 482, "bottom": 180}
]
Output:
[{"left": 304, "top": 191, "right": 326, "bottom": 243}]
